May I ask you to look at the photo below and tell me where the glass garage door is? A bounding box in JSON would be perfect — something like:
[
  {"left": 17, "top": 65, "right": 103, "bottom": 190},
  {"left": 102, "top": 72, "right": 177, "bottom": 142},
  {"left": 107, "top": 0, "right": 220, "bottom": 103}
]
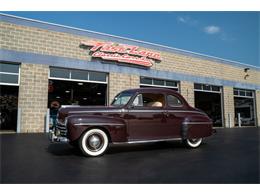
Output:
[
  {"left": 234, "top": 88, "right": 256, "bottom": 126},
  {"left": 48, "top": 68, "right": 108, "bottom": 106},
  {"left": 48, "top": 67, "right": 108, "bottom": 129},
  {"left": 0, "top": 62, "right": 20, "bottom": 132},
  {"left": 194, "top": 83, "right": 223, "bottom": 127}
]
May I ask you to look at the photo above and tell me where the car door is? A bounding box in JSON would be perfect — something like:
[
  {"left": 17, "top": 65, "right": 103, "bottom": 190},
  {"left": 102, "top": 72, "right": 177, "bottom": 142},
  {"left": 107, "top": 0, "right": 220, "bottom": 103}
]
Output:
[
  {"left": 125, "top": 92, "right": 170, "bottom": 141},
  {"left": 165, "top": 94, "right": 186, "bottom": 138}
]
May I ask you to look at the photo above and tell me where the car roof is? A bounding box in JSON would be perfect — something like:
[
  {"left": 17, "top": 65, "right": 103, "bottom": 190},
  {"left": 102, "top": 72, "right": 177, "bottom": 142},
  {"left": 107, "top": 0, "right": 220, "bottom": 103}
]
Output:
[{"left": 121, "top": 87, "right": 180, "bottom": 94}]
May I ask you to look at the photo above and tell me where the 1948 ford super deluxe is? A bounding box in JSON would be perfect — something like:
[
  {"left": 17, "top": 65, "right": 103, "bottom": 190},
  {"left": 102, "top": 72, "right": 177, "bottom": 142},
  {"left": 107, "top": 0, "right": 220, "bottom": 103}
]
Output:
[{"left": 49, "top": 88, "right": 215, "bottom": 157}]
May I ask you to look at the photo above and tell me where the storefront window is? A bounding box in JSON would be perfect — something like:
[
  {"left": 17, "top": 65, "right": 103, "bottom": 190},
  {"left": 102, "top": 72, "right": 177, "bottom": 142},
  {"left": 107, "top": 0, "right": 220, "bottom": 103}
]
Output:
[
  {"left": 71, "top": 69, "right": 88, "bottom": 80},
  {"left": 203, "top": 84, "right": 211, "bottom": 91},
  {"left": 140, "top": 77, "right": 179, "bottom": 91},
  {"left": 166, "top": 80, "right": 177, "bottom": 87},
  {"left": 89, "top": 71, "right": 107, "bottom": 82},
  {"left": 0, "top": 62, "right": 19, "bottom": 85},
  {"left": 50, "top": 67, "right": 107, "bottom": 83},
  {"left": 239, "top": 90, "right": 246, "bottom": 96},
  {"left": 194, "top": 83, "right": 221, "bottom": 93},
  {"left": 153, "top": 79, "right": 164, "bottom": 86},
  {"left": 212, "top": 86, "right": 220, "bottom": 92},
  {"left": 0, "top": 63, "right": 19, "bottom": 73},
  {"left": 140, "top": 77, "right": 152, "bottom": 85},
  {"left": 50, "top": 68, "right": 70, "bottom": 79},
  {"left": 0, "top": 74, "right": 19, "bottom": 83}
]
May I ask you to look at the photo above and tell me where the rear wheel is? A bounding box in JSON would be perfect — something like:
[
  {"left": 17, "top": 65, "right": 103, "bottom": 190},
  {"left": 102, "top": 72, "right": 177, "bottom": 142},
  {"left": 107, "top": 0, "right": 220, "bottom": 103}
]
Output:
[
  {"left": 79, "top": 129, "right": 109, "bottom": 157},
  {"left": 184, "top": 138, "right": 202, "bottom": 148}
]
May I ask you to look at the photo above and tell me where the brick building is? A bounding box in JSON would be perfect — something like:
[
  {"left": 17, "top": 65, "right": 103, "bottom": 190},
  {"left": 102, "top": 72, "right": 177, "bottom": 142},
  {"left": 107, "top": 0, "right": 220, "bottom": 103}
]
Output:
[{"left": 0, "top": 13, "right": 259, "bottom": 133}]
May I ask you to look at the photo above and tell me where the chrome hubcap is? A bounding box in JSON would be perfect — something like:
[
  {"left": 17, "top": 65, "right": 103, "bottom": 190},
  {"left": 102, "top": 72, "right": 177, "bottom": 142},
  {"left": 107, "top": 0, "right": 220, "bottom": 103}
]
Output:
[
  {"left": 87, "top": 134, "right": 103, "bottom": 151},
  {"left": 189, "top": 138, "right": 201, "bottom": 143}
]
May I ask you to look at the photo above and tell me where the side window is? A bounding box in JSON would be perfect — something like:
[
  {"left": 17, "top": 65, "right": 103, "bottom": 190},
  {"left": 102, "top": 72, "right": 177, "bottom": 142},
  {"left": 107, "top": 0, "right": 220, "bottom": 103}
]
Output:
[
  {"left": 132, "top": 94, "right": 143, "bottom": 106},
  {"left": 132, "top": 93, "right": 165, "bottom": 107},
  {"left": 167, "top": 95, "right": 183, "bottom": 107}
]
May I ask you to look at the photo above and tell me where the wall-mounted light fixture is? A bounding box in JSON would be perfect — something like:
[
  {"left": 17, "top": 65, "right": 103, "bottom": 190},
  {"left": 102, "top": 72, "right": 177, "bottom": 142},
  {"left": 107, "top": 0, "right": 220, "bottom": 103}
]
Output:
[{"left": 244, "top": 68, "right": 250, "bottom": 80}]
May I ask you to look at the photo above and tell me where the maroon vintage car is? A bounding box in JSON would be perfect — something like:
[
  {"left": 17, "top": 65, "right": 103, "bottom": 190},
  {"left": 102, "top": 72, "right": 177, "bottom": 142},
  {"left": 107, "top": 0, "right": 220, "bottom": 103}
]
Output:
[{"left": 49, "top": 88, "right": 214, "bottom": 157}]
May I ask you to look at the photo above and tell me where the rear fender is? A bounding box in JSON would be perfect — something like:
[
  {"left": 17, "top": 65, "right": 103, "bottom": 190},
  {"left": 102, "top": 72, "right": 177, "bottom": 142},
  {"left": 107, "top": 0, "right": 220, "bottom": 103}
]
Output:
[
  {"left": 66, "top": 115, "right": 127, "bottom": 142},
  {"left": 181, "top": 115, "right": 213, "bottom": 139}
]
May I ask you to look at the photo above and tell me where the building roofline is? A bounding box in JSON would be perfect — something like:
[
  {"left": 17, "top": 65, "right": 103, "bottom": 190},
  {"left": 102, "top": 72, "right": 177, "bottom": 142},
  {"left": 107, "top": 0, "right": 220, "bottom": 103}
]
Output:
[{"left": 0, "top": 13, "right": 259, "bottom": 70}]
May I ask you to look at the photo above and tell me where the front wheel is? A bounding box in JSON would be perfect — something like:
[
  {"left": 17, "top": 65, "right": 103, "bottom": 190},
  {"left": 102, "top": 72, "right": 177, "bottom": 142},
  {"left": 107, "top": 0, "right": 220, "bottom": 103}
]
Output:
[
  {"left": 79, "top": 129, "right": 109, "bottom": 157},
  {"left": 184, "top": 138, "right": 202, "bottom": 148}
]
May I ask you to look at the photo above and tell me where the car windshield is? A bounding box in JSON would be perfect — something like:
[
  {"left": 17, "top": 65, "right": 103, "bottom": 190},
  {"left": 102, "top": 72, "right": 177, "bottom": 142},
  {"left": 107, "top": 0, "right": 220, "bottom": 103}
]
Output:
[{"left": 111, "top": 91, "right": 134, "bottom": 106}]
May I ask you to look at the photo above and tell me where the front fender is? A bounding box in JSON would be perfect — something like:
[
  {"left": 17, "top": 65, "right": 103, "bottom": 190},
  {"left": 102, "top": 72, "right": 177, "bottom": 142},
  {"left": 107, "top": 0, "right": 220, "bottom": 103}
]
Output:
[{"left": 66, "top": 115, "right": 127, "bottom": 142}]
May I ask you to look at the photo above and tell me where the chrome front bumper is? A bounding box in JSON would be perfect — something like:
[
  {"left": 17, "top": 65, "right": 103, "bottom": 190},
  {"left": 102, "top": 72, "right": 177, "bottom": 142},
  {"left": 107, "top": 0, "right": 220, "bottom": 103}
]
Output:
[
  {"left": 49, "top": 129, "right": 69, "bottom": 143},
  {"left": 49, "top": 120, "right": 69, "bottom": 143}
]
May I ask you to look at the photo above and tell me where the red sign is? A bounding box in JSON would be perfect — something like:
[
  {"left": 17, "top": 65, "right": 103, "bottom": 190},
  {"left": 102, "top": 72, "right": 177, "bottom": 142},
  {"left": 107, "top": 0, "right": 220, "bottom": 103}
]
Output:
[{"left": 80, "top": 40, "right": 161, "bottom": 67}]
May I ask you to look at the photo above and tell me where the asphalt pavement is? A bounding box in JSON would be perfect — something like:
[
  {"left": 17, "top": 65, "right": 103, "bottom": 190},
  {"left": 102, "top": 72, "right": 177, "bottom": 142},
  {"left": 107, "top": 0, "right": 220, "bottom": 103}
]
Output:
[{"left": 0, "top": 127, "right": 259, "bottom": 183}]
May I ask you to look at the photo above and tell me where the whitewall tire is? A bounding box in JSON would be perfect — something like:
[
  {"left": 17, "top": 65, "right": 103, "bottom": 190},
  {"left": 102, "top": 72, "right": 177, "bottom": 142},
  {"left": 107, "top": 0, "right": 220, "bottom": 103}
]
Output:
[
  {"left": 185, "top": 138, "right": 202, "bottom": 148},
  {"left": 79, "top": 129, "right": 109, "bottom": 157}
]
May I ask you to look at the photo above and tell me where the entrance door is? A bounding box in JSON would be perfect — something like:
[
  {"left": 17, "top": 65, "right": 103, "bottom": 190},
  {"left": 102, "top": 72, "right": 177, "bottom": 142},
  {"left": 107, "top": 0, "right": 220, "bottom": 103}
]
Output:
[
  {"left": 234, "top": 89, "right": 256, "bottom": 126},
  {"left": 48, "top": 67, "right": 108, "bottom": 129},
  {"left": 0, "top": 62, "right": 20, "bottom": 132},
  {"left": 0, "top": 85, "right": 19, "bottom": 131},
  {"left": 194, "top": 83, "right": 223, "bottom": 127}
]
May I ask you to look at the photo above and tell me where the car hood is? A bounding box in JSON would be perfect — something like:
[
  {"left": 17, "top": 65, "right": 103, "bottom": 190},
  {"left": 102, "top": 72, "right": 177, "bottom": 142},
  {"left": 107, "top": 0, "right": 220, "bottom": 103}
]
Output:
[{"left": 57, "top": 105, "right": 122, "bottom": 121}]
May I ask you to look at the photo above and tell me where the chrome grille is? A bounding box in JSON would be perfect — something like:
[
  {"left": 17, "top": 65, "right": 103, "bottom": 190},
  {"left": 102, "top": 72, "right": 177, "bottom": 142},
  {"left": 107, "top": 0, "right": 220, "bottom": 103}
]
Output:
[{"left": 56, "top": 122, "right": 67, "bottom": 136}]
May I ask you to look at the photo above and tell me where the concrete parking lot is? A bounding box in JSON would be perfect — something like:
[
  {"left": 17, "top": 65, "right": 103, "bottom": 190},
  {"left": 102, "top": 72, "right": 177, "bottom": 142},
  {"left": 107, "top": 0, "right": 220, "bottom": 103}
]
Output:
[{"left": 0, "top": 127, "right": 259, "bottom": 184}]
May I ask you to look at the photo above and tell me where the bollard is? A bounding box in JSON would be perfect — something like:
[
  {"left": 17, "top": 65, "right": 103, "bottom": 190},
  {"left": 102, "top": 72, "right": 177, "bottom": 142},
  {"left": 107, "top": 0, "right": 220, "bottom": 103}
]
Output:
[
  {"left": 228, "top": 113, "right": 231, "bottom": 128},
  {"left": 238, "top": 113, "right": 241, "bottom": 127},
  {"left": 45, "top": 109, "right": 50, "bottom": 133},
  {"left": 16, "top": 108, "right": 21, "bottom": 133}
]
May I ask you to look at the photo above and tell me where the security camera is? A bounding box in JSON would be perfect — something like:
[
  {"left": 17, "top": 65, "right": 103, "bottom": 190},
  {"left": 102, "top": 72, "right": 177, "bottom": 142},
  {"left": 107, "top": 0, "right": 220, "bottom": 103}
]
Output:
[
  {"left": 244, "top": 68, "right": 250, "bottom": 72},
  {"left": 244, "top": 68, "right": 250, "bottom": 79}
]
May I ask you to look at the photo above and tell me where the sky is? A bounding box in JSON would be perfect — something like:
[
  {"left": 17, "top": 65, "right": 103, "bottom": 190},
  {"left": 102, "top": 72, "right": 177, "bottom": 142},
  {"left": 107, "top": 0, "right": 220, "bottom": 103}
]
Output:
[{"left": 3, "top": 11, "right": 260, "bottom": 67}]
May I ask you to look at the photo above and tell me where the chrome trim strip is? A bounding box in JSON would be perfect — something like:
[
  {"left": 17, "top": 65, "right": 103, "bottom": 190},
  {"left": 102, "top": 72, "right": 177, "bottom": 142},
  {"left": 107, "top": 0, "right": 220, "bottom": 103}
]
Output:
[
  {"left": 128, "top": 110, "right": 164, "bottom": 113},
  {"left": 74, "top": 123, "right": 124, "bottom": 126},
  {"left": 128, "top": 110, "right": 204, "bottom": 114},
  {"left": 69, "top": 109, "right": 205, "bottom": 115},
  {"left": 69, "top": 109, "right": 203, "bottom": 114},
  {"left": 182, "top": 122, "right": 212, "bottom": 125},
  {"left": 167, "top": 110, "right": 203, "bottom": 114},
  {"left": 113, "top": 137, "right": 182, "bottom": 145},
  {"left": 69, "top": 110, "right": 123, "bottom": 114}
]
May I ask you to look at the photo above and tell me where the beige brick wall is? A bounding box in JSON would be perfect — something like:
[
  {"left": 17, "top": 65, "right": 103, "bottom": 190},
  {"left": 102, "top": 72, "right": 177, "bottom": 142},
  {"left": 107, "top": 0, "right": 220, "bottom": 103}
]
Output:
[
  {"left": 154, "top": 52, "right": 260, "bottom": 85},
  {"left": 180, "top": 81, "right": 194, "bottom": 107},
  {"left": 256, "top": 90, "right": 260, "bottom": 127},
  {"left": 1, "top": 20, "right": 260, "bottom": 130},
  {"left": 18, "top": 63, "right": 49, "bottom": 133},
  {"left": 108, "top": 73, "right": 139, "bottom": 104},
  {"left": 0, "top": 22, "right": 91, "bottom": 61},
  {"left": 223, "top": 86, "right": 235, "bottom": 127},
  {"left": 1, "top": 21, "right": 260, "bottom": 87}
]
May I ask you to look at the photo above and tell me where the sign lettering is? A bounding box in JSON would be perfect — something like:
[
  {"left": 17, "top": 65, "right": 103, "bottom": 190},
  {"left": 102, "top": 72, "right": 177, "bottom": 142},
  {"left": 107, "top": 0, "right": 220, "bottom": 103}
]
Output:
[{"left": 80, "top": 40, "right": 161, "bottom": 67}]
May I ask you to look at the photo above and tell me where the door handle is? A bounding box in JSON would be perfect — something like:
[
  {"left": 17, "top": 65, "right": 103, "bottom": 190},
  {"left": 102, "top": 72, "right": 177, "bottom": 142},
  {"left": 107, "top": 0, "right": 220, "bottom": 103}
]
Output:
[{"left": 163, "top": 112, "right": 170, "bottom": 117}]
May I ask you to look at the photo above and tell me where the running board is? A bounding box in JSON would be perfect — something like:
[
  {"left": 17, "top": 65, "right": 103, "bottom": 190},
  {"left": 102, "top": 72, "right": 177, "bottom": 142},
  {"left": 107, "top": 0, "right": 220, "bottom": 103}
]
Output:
[{"left": 112, "top": 137, "right": 182, "bottom": 145}]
